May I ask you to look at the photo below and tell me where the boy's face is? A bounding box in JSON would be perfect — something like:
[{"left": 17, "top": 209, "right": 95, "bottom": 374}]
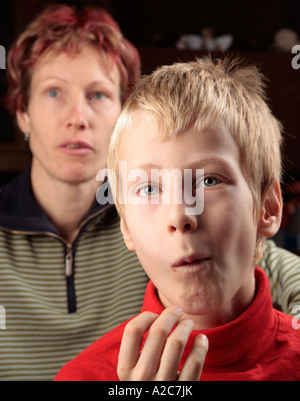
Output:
[{"left": 120, "top": 113, "right": 259, "bottom": 325}]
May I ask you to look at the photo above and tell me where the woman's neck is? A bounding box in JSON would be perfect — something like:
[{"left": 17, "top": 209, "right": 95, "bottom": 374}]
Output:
[{"left": 31, "top": 160, "right": 100, "bottom": 244}]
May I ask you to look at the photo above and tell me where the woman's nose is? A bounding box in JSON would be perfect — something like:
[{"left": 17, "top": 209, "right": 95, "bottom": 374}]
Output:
[{"left": 66, "top": 96, "right": 90, "bottom": 130}]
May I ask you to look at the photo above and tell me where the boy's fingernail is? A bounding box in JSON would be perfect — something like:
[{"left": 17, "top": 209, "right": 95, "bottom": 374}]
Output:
[{"left": 199, "top": 334, "right": 208, "bottom": 345}]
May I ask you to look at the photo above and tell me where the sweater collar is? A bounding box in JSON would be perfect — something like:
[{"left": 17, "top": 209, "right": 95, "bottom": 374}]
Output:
[
  {"left": 0, "top": 164, "right": 111, "bottom": 234},
  {"left": 141, "top": 267, "right": 278, "bottom": 372}
]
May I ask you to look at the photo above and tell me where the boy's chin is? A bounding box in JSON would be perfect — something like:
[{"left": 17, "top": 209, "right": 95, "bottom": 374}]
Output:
[{"left": 162, "top": 292, "right": 222, "bottom": 318}]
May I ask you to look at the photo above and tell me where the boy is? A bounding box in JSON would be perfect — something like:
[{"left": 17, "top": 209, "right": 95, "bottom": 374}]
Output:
[{"left": 55, "top": 57, "right": 300, "bottom": 381}]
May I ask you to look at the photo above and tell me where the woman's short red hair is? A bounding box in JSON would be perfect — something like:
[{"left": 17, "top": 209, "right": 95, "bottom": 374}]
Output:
[{"left": 6, "top": 4, "right": 141, "bottom": 114}]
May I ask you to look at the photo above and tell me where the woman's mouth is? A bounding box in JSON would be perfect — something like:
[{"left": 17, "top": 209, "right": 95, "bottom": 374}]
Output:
[{"left": 59, "top": 141, "right": 93, "bottom": 155}]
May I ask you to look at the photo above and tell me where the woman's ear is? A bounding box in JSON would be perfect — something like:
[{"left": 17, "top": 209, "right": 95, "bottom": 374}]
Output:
[
  {"left": 16, "top": 109, "right": 30, "bottom": 135},
  {"left": 120, "top": 218, "right": 135, "bottom": 251},
  {"left": 257, "top": 180, "right": 283, "bottom": 238}
]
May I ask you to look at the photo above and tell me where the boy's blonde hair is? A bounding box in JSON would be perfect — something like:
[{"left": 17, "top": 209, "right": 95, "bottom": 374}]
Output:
[{"left": 107, "top": 56, "right": 283, "bottom": 262}]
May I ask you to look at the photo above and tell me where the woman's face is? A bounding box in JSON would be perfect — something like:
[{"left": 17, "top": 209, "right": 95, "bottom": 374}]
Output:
[{"left": 17, "top": 45, "right": 122, "bottom": 185}]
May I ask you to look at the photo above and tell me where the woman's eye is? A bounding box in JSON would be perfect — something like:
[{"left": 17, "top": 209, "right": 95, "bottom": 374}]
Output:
[
  {"left": 91, "top": 92, "right": 107, "bottom": 100},
  {"left": 47, "top": 89, "right": 60, "bottom": 98}
]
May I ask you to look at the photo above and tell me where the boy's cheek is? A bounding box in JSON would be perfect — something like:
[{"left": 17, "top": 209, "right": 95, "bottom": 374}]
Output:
[{"left": 120, "top": 217, "right": 135, "bottom": 251}]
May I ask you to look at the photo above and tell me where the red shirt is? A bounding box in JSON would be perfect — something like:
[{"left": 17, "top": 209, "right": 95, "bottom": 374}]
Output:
[{"left": 55, "top": 267, "right": 300, "bottom": 381}]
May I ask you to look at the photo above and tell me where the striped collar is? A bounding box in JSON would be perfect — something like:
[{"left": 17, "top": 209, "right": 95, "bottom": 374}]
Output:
[{"left": 0, "top": 164, "right": 112, "bottom": 234}]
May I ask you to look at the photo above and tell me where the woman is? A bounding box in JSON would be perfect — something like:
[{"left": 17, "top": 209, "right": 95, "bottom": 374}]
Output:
[{"left": 0, "top": 4, "right": 148, "bottom": 381}]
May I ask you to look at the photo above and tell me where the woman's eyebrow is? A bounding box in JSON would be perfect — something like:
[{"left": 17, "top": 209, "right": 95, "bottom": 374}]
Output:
[{"left": 39, "top": 76, "right": 68, "bottom": 83}]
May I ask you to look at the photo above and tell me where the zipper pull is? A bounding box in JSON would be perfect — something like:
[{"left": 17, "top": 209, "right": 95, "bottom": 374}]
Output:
[{"left": 65, "top": 247, "right": 73, "bottom": 277}]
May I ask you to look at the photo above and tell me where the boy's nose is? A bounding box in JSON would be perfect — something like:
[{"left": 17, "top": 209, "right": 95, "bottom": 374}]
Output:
[{"left": 167, "top": 203, "right": 198, "bottom": 234}]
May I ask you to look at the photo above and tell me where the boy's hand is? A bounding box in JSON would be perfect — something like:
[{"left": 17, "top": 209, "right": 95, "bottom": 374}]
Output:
[{"left": 117, "top": 307, "right": 208, "bottom": 381}]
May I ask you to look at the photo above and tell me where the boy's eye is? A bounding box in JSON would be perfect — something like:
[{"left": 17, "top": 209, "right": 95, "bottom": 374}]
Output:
[
  {"left": 198, "top": 176, "right": 222, "bottom": 188},
  {"left": 140, "top": 185, "right": 158, "bottom": 197},
  {"left": 204, "top": 177, "right": 219, "bottom": 187}
]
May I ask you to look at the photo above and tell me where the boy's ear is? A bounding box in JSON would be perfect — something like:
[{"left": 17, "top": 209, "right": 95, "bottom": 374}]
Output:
[
  {"left": 120, "top": 218, "right": 135, "bottom": 251},
  {"left": 16, "top": 109, "right": 30, "bottom": 135},
  {"left": 257, "top": 180, "right": 282, "bottom": 238}
]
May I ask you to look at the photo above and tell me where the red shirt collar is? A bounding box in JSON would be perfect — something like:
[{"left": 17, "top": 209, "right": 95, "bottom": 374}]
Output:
[{"left": 141, "top": 267, "right": 278, "bottom": 372}]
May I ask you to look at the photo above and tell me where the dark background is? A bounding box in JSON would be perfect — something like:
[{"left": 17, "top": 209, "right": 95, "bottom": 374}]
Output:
[{"left": 0, "top": 0, "right": 299, "bottom": 182}]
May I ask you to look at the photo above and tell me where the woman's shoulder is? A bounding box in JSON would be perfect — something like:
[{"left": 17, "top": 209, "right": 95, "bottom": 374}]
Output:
[
  {"left": 0, "top": 166, "right": 31, "bottom": 215},
  {"left": 54, "top": 318, "right": 134, "bottom": 381}
]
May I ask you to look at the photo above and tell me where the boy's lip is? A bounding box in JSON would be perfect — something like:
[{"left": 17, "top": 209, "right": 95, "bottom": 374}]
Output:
[{"left": 172, "top": 254, "right": 211, "bottom": 268}]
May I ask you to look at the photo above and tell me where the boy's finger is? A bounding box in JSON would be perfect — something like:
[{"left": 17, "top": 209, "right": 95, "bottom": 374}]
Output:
[
  {"left": 157, "top": 318, "right": 194, "bottom": 380},
  {"left": 134, "top": 307, "right": 183, "bottom": 379},
  {"left": 118, "top": 312, "right": 159, "bottom": 377},
  {"left": 178, "top": 334, "right": 208, "bottom": 381}
]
